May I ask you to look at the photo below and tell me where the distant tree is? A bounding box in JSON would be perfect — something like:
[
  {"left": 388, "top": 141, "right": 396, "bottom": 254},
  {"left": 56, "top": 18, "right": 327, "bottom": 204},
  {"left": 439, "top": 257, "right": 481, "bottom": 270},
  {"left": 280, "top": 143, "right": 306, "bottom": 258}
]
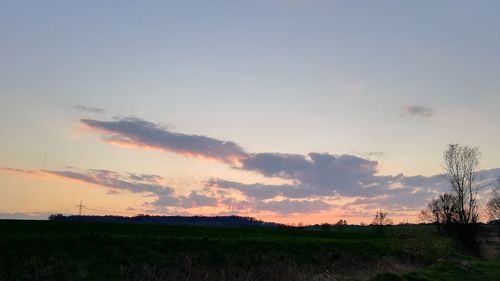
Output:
[
  {"left": 335, "top": 219, "right": 347, "bottom": 226},
  {"left": 418, "top": 209, "right": 432, "bottom": 224},
  {"left": 371, "top": 210, "right": 392, "bottom": 226},
  {"left": 443, "top": 144, "right": 481, "bottom": 224},
  {"left": 486, "top": 179, "right": 500, "bottom": 222},
  {"left": 48, "top": 213, "right": 64, "bottom": 220}
]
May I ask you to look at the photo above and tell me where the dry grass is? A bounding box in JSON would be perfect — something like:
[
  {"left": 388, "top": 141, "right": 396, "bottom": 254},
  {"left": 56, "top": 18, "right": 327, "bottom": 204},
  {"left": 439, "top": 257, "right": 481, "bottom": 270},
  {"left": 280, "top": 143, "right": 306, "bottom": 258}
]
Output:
[{"left": 118, "top": 255, "right": 420, "bottom": 281}]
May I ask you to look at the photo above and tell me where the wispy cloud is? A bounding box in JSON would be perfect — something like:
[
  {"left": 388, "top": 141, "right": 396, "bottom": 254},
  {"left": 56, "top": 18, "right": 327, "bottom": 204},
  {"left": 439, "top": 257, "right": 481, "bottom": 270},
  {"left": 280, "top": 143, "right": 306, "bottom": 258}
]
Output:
[
  {"left": 79, "top": 118, "right": 386, "bottom": 197},
  {"left": 75, "top": 105, "right": 106, "bottom": 114},
  {"left": 81, "top": 117, "right": 248, "bottom": 164},
  {"left": 209, "top": 166, "right": 500, "bottom": 213},
  {"left": 26, "top": 115, "right": 495, "bottom": 216},
  {"left": 76, "top": 117, "right": 500, "bottom": 213},
  {"left": 0, "top": 166, "right": 333, "bottom": 215},
  {"left": 42, "top": 168, "right": 334, "bottom": 214},
  {"left": 45, "top": 169, "right": 221, "bottom": 209},
  {"left": 0, "top": 167, "right": 38, "bottom": 175},
  {"left": 3, "top": 165, "right": 500, "bottom": 216},
  {"left": 44, "top": 169, "right": 169, "bottom": 194},
  {"left": 401, "top": 105, "right": 434, "bottom": 118},
  {"left": 1, "top": 167, "right": 218, "bottom": 210},
  {"left": 362, "top": 151, "right": 385, "bottom": 159}
]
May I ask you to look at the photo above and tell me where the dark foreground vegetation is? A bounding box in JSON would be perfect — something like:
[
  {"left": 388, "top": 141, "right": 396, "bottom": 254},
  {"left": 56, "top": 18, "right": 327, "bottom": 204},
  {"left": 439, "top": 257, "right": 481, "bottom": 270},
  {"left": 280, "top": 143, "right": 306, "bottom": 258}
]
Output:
[{"left": 0, "top": 220, "right": 498, "bottom": 281}]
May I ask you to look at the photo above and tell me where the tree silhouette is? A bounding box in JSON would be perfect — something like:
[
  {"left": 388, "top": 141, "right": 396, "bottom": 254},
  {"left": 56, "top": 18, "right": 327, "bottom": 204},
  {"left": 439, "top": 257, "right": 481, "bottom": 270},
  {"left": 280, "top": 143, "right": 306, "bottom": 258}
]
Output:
[
  {"left": 371, "top": 210, "right": 392, "bottom": 226},
  {"left": 424, "top": 193, "right": 459, "bottom": 225},
  {"left": 486, "top": 179, "right": 500, "bottom": 222},
  {"left": 443, "top": 144, "right": 481, "bottom": 224},
  {"left": 335, "top": 219, "right": 347, "bottom": 226}
]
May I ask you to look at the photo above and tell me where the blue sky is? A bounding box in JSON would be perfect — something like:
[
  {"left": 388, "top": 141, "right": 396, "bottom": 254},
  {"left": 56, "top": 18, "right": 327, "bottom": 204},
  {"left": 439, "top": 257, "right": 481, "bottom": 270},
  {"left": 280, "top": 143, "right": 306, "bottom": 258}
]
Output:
[{"left": 1, "top": 1, "right": 500, "bottom": 223}]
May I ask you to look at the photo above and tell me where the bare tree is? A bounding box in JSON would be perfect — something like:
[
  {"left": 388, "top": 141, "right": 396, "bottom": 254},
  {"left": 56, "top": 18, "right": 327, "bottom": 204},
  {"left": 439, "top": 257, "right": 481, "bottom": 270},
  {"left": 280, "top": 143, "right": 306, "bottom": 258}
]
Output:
[
  {"left": 486, "top": 179, "right": 500, "bottom": 222},
  {"left": 420, "top": 193, "right": 459, "bottom": 235},
  {"left": 443, "top": 144, "right": 481, "bottom": 224},
  {"left": 371, "top": 210, "right": 393, "bottom": 226},
  {"left": 429, "top": 193, "right": 459, "bottom": 224}
]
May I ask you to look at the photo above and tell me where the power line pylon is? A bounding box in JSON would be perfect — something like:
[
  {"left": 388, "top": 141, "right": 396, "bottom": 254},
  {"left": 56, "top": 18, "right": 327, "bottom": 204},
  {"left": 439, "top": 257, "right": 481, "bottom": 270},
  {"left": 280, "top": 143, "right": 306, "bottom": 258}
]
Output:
[{"left": 75, "top": 200, "right": 86, "bottom": 216}]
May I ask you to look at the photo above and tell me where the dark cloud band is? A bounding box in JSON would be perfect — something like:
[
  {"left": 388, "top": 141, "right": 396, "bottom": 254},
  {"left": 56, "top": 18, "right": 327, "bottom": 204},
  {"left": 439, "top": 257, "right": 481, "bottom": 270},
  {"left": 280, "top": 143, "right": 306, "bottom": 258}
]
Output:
[
  {"left": 81, "top": 118, "right": 248, "bottom": 164},
  {"left": 401, "top": 105, "right": 434, "bottom": 118},
  {"left": 75, "top": 105, "right": 106, "bottom": 114}
]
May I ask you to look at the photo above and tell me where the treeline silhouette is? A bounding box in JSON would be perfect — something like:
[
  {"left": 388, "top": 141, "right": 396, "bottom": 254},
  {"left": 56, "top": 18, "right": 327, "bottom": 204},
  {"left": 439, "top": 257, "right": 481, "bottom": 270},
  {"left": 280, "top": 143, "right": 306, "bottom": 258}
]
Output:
[{"left": 48, "top": 214, "right": 283, "bottom": 228}]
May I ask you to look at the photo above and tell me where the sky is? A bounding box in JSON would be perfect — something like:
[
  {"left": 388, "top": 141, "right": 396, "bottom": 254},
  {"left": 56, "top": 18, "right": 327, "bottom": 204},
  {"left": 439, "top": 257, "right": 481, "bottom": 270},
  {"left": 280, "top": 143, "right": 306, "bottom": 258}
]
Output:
[{"left": 1, "top": 0, "right": 500, "bottom": 224}]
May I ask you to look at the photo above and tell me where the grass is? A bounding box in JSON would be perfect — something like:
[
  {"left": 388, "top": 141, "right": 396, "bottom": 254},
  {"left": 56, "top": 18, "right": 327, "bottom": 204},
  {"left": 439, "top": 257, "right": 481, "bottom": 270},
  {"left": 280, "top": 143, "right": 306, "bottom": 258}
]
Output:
[
  {"left": 372, "top": 256, "right": 500, "bottom": 281},
  {"left": 0, "top": 220, "right": 497, "bottom": 281}
]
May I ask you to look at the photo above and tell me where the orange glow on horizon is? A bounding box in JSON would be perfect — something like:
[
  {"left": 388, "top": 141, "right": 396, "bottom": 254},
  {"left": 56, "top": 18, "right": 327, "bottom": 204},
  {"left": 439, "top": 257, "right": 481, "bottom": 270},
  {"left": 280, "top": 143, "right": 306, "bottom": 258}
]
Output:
[{"left": 0, "top": 167, "right": 421, "bottom": 225}]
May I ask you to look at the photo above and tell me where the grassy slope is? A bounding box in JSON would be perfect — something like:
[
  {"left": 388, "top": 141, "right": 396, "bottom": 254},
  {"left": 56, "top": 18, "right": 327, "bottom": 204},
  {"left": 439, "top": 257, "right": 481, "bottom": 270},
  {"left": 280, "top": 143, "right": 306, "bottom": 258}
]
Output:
[
  {"left": 372, "top": 224, "right": 500, "bottom": 281},
  {"left": 373, "top": 256, "right": 500, "bottom": 281}
]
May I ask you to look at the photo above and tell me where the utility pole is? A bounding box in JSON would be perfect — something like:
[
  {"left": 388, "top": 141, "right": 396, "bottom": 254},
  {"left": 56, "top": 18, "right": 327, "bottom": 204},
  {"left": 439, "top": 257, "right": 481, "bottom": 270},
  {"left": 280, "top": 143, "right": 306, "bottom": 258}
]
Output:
[{"left": 75, "top": 200, "right": 86, "bottom": 216}]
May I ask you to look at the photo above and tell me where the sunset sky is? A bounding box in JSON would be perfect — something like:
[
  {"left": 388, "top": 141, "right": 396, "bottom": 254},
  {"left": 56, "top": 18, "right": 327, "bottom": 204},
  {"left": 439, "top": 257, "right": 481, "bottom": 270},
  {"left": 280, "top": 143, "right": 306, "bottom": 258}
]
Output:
[{"left": 1, "top": 1, "right": 500, "bottom": 224}]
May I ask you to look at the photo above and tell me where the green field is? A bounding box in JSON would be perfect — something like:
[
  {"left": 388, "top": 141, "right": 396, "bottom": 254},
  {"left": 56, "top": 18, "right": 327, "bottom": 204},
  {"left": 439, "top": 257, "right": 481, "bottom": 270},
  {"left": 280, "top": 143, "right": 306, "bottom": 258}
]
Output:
[{"left": 0, "top": 220, "right": 498, "bottom": 281}]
